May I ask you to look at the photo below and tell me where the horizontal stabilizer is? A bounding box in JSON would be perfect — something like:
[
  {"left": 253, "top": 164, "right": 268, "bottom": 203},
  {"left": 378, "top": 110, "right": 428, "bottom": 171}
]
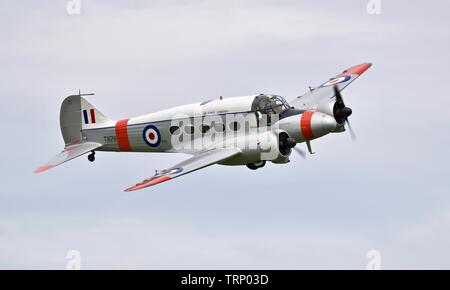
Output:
[{"left": 34, "top": 142, "right": 102, "bottom": 173}]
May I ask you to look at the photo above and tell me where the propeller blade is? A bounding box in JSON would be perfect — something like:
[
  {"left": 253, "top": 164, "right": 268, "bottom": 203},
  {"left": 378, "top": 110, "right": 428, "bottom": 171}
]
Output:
[
  {"left": 334, "top": 85, "right": 345, "bottom": 107},
  {"left": 334, "top": 85, "right": 356, "bottom": 140},
  {"left": 346, "top": 119, "right": 357, "bottom": 140},
  {"left": 293, "top": 147, "right": 306, "bottom": 159},
  {"left": 333, "top": 85, "right": 352, "bottom": 122}
]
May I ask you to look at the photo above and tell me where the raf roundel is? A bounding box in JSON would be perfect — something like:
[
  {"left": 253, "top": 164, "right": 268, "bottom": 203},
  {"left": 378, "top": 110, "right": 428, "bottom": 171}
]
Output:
[
  {"left": 167, "top": 167, "right": 183, "bottom": 175},
  {"left": 143, "top": 125, "right": 161, "bottom": 147},
  {"left": 320, "top": 75, "right": 351, "bottom": 87}
]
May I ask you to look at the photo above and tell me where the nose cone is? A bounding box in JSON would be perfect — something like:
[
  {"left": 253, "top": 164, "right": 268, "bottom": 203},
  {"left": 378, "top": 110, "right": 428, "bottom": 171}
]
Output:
[{"left": 311, "top": 112, "right": 337, "bottom": 137}]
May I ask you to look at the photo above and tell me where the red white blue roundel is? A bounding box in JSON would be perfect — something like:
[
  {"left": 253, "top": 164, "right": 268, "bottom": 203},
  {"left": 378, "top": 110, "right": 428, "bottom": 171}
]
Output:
[
  {"left": 162, "top": 168, "right": 183, "bottom": 176},
  {"left": 155, "top": 167, "right": 183, "bottom": 177},
  {"left": 320, "top": 75, "right": 351, "bottom": 87},
  {"left": 166, "top": 167, "right": 183, "bottom": 175},
  {"left": 143, "top": 125, "right": 161, "bottom": 147}
]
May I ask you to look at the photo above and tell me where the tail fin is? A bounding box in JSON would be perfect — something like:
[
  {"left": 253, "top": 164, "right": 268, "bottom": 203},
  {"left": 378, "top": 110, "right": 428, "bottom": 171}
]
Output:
[
  {"left": 80, "top": 97, "right": 113, "bottom": 130},
  {"left": 34, "top": 93, "right": 113, "bottom": 174},
  {"left": 60, "top": 94, "right": 113, "bottom": 146}
]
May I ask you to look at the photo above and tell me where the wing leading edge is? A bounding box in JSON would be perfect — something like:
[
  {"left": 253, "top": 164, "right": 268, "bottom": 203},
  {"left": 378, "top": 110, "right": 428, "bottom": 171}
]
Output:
[{"left": 124, "top": 147, "right": 241, "bottom": 192}]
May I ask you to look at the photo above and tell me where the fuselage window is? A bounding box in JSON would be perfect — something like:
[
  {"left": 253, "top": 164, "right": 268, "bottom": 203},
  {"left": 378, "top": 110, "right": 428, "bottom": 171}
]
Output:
[
  {"left": 230, "top": 121, "right": 240, "bottom": 131},
  {"left": 169, "top": 126, "right": 180, "bottom": 134},
  {"left": 213, "top": 122, "right": 225, "bottom": 132},
  {"left": 200, "top": 124, "right": 210, "bottom": 134},
  {"left": 184, "top": 125, "right": 195, "bottom": 134}
]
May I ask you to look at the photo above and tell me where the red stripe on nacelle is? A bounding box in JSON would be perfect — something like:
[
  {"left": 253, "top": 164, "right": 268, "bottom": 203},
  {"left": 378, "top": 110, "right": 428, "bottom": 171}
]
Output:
[
  {"left": 90, "top": 109, "right": 96, "bottom": 123},
  {"left": 300, "top": 111, "right": 315, "bottom": 140},
  {"left": 115, "top": 119, "right": 132, "bottom": 151}
]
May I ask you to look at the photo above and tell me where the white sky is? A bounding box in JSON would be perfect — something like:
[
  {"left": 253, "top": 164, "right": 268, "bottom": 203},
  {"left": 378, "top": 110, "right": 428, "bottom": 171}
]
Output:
[{"left": 1, "top": 0, "right": 450, "bottom": 269}]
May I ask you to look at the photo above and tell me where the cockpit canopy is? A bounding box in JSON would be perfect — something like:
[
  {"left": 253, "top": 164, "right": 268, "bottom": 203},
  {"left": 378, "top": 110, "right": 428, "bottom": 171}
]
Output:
[{"left": 251, "top": 94, "right": 291, "bottom": 115}]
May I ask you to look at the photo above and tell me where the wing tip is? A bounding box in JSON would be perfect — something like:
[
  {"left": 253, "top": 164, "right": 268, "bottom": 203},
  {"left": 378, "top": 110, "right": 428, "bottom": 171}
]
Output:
[
  {"left": 124, "top": 183, "right": 147, "bottom": 192},
  {"left": 34, "top": 164, "right": 55, "bottom": 174},
  {"left": 342, "top": 62, "right": 373, "bottom": 76},
  {"left": 123, "top": 175, "right": 172, "bottom": 192}
]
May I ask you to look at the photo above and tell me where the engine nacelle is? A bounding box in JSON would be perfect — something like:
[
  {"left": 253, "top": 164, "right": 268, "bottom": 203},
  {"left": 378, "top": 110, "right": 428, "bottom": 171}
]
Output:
[
  {"left": 316, "top": 99, "right": 351, "bottom": 126},
  {"left": 315, "top": 101, "right": 335, "bottom": 118},
  {"left": 257, "top": 130, "right": 291, "bottom": 164},
  {"left": 218, "top": 130, "right": 289, "bottom": 165},
  {"left": 277, "top": 111, "right": 337, "bottom": 143}
]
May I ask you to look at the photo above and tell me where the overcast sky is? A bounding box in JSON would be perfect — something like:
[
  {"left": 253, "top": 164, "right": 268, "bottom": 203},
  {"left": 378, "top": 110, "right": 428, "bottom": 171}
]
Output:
[{"left": 1, "top": 0, "right": 449, "bottom": 269}]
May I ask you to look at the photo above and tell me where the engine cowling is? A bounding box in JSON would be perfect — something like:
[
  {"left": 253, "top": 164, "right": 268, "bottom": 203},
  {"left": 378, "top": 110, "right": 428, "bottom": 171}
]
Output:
[
  {"left": 277, "top": 111, "right": 337, "bottom": 143},
  {"left": 315, "top": 97, "right": 352, "bottom": 125}
]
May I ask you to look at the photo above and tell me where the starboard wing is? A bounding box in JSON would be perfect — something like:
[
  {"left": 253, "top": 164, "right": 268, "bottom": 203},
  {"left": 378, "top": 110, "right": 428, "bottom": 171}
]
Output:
[{"left": 124, "top": 147, "right": 241, "bottom": 192}]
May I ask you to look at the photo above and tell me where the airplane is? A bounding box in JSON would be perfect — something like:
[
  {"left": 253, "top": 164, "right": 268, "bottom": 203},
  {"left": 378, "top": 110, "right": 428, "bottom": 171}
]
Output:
[{"left": 35, "top": 63, "right": 372, "bottom": 191}]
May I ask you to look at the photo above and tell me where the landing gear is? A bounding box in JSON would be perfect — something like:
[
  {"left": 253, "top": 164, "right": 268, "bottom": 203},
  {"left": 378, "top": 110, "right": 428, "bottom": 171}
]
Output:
[
  {"left": 87, "top": 151, "right": 96, "bottom": 162},
  {"left": 246, "top": 161, "right": 266, "bottom": 170}
]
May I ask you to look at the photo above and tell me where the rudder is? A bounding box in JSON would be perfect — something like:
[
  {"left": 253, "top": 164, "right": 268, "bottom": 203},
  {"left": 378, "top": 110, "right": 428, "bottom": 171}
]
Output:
[{"left": 60, "top": 95, "right": 82, "bottom": 146}]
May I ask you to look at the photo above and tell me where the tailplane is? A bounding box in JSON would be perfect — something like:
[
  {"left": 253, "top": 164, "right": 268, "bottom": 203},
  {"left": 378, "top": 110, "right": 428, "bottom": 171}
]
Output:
[{"left": 34, "top": 141, "right": 102, "bottom": 173}]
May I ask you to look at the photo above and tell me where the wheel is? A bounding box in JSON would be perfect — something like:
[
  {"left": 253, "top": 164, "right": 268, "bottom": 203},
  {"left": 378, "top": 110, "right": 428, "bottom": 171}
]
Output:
[
  {"left": 254, "top": 161, "right": 266, "bottom": 168},
  {"left": 87, "top": 151, "right": 95, "bottom": 162},
  {"left": 246, "top": 164, "right": 258, "bottom": 170},
  {"left": 246, "top": 161, "right": 266, "bottom": 170}
]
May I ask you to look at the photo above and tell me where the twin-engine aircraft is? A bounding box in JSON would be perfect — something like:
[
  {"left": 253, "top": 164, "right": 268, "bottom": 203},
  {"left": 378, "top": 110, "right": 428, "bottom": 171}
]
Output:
[{"left": 35, "top": 63, "right": 372, "bottom": 191}]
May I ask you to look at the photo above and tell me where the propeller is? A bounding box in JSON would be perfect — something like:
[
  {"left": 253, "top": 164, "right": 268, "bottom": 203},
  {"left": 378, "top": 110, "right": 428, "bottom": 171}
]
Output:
[
  {"left": 346, "top": 118, "right": 356, "bottom": 140},
  {"left": 279, "top": 135, "right": 297, "bottom": 156},
  {"left": 333, "top": 85, "right": 356, "bottom": 140},
  {"left": 293, "top": 146, "right": 306, "bottom": 159},
  {"left": 279, "top": 133, "right": 309, "bottom": 159}
]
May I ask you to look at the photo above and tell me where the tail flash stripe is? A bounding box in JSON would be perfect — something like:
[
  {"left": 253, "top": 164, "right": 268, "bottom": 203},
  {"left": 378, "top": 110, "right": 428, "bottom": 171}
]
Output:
[
  {"left": 115, "top": 119, "right": 132, "bottom": 151},
  {"left": 90, "top": 109, "right": 96, "bottom": 124},
  {"left": 300, "top": 111, "right": 315, "bottom": 140},
  {"left": 83, "top": 110, "right": 89, "bottom": 124}
]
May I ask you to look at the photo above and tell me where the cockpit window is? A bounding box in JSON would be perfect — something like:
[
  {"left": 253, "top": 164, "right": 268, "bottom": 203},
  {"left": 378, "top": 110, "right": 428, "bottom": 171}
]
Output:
[{"left": 251, "top": 94, "right": 291, "bottom": 115}]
